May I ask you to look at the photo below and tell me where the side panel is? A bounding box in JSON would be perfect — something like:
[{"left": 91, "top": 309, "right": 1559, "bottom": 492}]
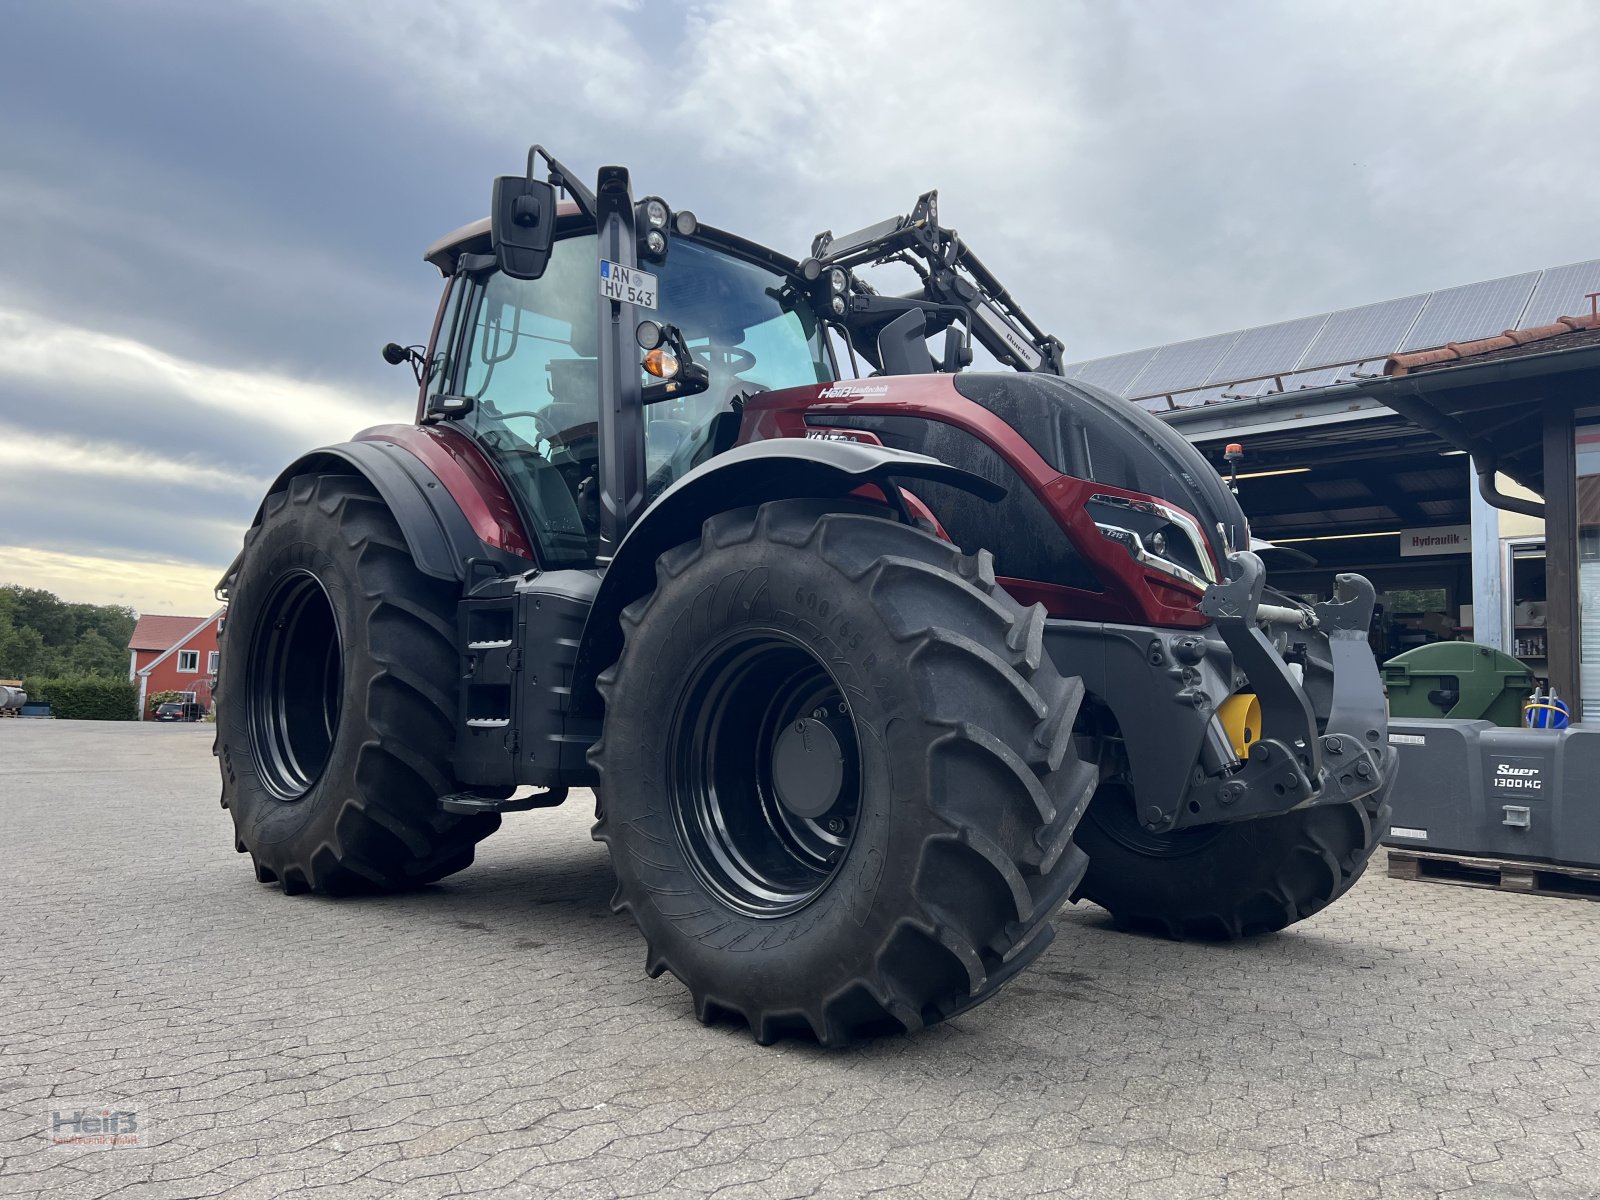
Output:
[{"left": 739, "top": 376, "right": 1211, "bottom": 628}]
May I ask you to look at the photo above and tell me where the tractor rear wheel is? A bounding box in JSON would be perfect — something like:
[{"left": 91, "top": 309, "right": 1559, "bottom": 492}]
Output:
[
  {"left": 1071, "top": 765, "right": 1392, "bottom": 939},
  {"left": 591, "top": 499, "right": 1098, "bottom": 1045},
  {"left": 216, "top": 474, "right": 499, "bottom": 894}
]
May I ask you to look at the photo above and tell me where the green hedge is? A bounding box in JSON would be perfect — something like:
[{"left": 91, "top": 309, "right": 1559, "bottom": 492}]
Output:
[{"left": 21, "top": 675, "right": 139, "bottom": 721}]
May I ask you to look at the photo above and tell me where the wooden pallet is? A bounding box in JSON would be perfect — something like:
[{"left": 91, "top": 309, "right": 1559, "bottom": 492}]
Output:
[{"left": 1387, "top": 848, "right": 1600, "bottom": 902}]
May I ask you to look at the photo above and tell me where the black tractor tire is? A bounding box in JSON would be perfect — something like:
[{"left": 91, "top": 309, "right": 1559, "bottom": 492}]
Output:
[
  {"left": 590, "top": 499, "right": 1099, "bottom": 1046},
  {"left": 1071, "top": 765, "right": 1394, "bottom": 940},
  {"left": 216, "top": 473, "right": 499, "bottom": 895}
]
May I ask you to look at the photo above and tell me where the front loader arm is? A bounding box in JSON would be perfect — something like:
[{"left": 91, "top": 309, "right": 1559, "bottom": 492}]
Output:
[{"left": 807, "top": 191, "right": 1067, "bottom": 376}]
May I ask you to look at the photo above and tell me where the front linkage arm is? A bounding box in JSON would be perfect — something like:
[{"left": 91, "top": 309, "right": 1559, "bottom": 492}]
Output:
[
  {"left": 1185, "top": 555, "right": 1388, "bottom": 830},
  {"left": 807, "top": 191, "right": 1067, "bottom": 377}
]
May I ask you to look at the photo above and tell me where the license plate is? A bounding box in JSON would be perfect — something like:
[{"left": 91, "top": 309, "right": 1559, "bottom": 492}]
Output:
[{"left": 599, "top": 260, "right": 657, "bottom": 308}]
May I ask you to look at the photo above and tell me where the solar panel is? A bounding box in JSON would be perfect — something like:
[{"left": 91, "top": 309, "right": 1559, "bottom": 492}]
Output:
[
  {"left": 1125, "top": 333, "right": 1239, "bottom": 397},
  {"left": 1202, "top": 314, "right": 1328, "bottom": 387},
  {"left": 1071, "top": 349, "right": 1157, "bottom": 397},
  {"left": 1063, "top": 258, "right": 1594, "bottom": 404},
  {"left": 1399, "top": 272, "right": 1540, "bottom": 352},
  {"left": 1518, "top": 259, "right": 1600, "bottom": 328},
  {"left": 1298, "top": 294, "right": 1429, "bottom": 368}
]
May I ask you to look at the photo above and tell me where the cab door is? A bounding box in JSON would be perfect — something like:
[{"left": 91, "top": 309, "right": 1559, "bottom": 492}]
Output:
[{"left": 435, "top": 236, "right": 603, "bottom": 567}]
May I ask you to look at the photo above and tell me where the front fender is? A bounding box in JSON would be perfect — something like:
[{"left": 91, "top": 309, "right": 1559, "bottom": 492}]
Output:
[
  {"left": 216, "top": 434, "right": 530, "bottom": 596},
  {"left": 569, "top": 438, "right": 1004, "bottom": 709}
]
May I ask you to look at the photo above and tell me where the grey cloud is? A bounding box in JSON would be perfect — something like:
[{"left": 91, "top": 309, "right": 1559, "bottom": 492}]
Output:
[
  {"left": 0, "top": 473, "right": 247, "bottom": 568},
  {"left": 2, "top": 375, "right": 343, "bottom": 477}
]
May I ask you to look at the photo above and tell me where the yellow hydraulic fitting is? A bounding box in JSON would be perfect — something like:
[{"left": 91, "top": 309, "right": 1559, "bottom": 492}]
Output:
[{"left": 1218, "top": 693, "right": 1261, "bottom": 761}]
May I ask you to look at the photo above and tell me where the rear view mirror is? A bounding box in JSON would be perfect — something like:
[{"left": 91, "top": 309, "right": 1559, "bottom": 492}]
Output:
[{"left": 491, "top": 175, "right": 557, "bottom": 280}]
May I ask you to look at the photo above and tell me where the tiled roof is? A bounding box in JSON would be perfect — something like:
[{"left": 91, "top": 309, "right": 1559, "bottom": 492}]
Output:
[
  {"left": 128, "top": 614, "right": 213, "bottom": 652},
  {"left": 1384, "top": 313, "right": 1600, "bottom": 376}
]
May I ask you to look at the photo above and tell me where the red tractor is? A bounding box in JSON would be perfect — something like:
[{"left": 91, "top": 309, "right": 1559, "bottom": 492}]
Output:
[{"left": 216, "top": 148, "right": 1392, "bottom": 1045}]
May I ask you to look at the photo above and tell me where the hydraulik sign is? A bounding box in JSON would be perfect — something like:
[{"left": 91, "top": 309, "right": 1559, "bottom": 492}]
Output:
[{"left": 1399, "top": 524, "right": 1472, "bottom": 557}]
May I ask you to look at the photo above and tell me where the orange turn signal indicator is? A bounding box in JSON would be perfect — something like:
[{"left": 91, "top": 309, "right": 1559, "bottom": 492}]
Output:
[{"left": 644, "top": 348, "right": 680, "bottom": 379}]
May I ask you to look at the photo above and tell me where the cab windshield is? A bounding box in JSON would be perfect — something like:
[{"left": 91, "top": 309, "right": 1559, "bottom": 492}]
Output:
[{"left": 453, "top": 234, "right": 832, "bottom": 565}]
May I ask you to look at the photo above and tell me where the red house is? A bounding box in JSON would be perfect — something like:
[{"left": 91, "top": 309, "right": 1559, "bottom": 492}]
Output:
[{"left": 127, "top": 608, "right": 226, "bottom": 719}]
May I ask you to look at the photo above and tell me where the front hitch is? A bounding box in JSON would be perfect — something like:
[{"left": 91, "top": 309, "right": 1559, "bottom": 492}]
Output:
[{"left": 1158, "top": 553, "right": 1388, "bottom": 832}]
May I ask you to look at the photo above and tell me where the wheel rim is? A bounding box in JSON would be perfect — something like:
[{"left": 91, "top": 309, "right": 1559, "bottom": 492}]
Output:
[
  {"left": 1085, "top": 777, "right": 1226, "bottom": 858},
  {"left": 668, "top": 632, "right": 862, "bottom": 918},
  {"left": 247, "top": 571, "right": 343, "bottom": 802}
]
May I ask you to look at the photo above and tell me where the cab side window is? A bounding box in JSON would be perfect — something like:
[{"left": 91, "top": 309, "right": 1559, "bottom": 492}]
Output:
[
  {"left": 426, "top": 280, "right": 465, "bottom": 405},
  {"left": 457, "top": 236, "right": 601, "bottom": 565}
]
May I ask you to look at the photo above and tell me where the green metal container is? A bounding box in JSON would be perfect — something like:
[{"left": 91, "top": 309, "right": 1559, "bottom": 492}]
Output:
[{"left": 1382, "top": 641, "right": 1534, "bottom": 727}]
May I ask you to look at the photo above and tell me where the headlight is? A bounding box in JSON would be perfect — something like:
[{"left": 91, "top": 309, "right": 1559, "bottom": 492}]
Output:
[{"left": 1088, "top": 492, "right": 1219, "bottom": 590}]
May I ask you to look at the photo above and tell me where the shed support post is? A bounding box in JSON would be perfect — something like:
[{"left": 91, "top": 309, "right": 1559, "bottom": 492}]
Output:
[
  {"left": 1469, "top": 461, "right": 1509, "bottom": 654},
  {"left": 1542, "top": 397, "right": 1581, "bottom": 720}
]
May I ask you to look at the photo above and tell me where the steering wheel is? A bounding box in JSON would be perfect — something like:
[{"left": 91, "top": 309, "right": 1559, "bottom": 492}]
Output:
[
  {"left": 487, "top": 407, "right": 555, "bottom": 437},
  {"left": 479, "top": 404, "right": 569, "bottom": 457},
  {"left": 692, "top": 345, "right": 757, "bottom": 375}
]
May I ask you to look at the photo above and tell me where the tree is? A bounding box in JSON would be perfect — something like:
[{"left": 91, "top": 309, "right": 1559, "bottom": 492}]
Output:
[
  {"left": 0, "top": 584, "right": 139, "bottom": 680},
  {"left": 7, "top": 587, "right": 75, "bottom": 646},
  {"left": 0, "top": 624, "right": 57, "bottom": 678},
  {"left": 68, "top": 628, "right": 128, "bottom": 678},
  {"left": 67, "top": 601, "right": 136, "bottom": 649}
]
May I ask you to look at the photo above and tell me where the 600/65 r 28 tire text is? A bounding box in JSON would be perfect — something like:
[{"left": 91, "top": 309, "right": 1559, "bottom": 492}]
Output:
[
  {"left": 216, "top": 474, "right": 499, "bottom": 894},
  {"left": 591, "top": 499, "right": 1099, "bottom": 1046}
]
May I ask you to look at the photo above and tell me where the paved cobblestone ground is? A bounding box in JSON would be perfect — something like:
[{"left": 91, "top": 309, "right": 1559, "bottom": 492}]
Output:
[{"left": 2, "top": 721, "right": 1597, "bottom": 1199}]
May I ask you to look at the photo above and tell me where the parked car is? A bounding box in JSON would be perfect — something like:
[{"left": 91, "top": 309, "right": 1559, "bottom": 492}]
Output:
[{"left": 155, "top": 702, "right": 206, "bottom": 722}]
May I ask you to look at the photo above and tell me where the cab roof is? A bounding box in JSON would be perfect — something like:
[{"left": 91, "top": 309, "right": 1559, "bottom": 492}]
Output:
[{"left": 421, "top": 202, "right": 803, "bottom": 279}]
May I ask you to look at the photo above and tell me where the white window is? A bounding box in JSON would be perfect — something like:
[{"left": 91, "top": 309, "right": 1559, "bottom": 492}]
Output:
[
  {"left": 177, "top": 650, "right": 200, "bottom": 672},
  {"left": 208, "top": 651, "right": 220, "bottom": 674}
]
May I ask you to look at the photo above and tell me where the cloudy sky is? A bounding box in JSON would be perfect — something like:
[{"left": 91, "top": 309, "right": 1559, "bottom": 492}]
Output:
[{"left": 2, "top": 0, "right": 1596, "bottom": 614}]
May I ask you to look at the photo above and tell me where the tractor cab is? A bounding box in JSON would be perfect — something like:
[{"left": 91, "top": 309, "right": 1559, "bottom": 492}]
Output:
[{"left": 416, "top": 195, "right": 835, "bottom": 567}]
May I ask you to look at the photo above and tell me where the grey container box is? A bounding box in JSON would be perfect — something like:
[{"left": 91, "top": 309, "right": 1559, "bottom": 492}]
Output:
[{"left": 1384, "top": 718, "right": 1600, "bottom": 868}]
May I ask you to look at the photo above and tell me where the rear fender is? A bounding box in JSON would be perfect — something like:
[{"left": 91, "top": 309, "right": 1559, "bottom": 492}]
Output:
[
  {"left": 569, "top": 438, "right": 1002, "bottom": 710},
  {"left": 217, "top": 428, "right": 533, "bottom": 596}
]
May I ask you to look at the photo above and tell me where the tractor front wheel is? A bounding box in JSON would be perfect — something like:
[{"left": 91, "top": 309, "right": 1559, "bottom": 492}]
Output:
[
  {"left": 1071, "top": 768, "right": 1392, "bottom": 939},
  {"left": 591, "top": 499, "right": 1099, "bottom": 1046},
  {"left": 216, "top": 474, "right": 499, "bottom": 894}
]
